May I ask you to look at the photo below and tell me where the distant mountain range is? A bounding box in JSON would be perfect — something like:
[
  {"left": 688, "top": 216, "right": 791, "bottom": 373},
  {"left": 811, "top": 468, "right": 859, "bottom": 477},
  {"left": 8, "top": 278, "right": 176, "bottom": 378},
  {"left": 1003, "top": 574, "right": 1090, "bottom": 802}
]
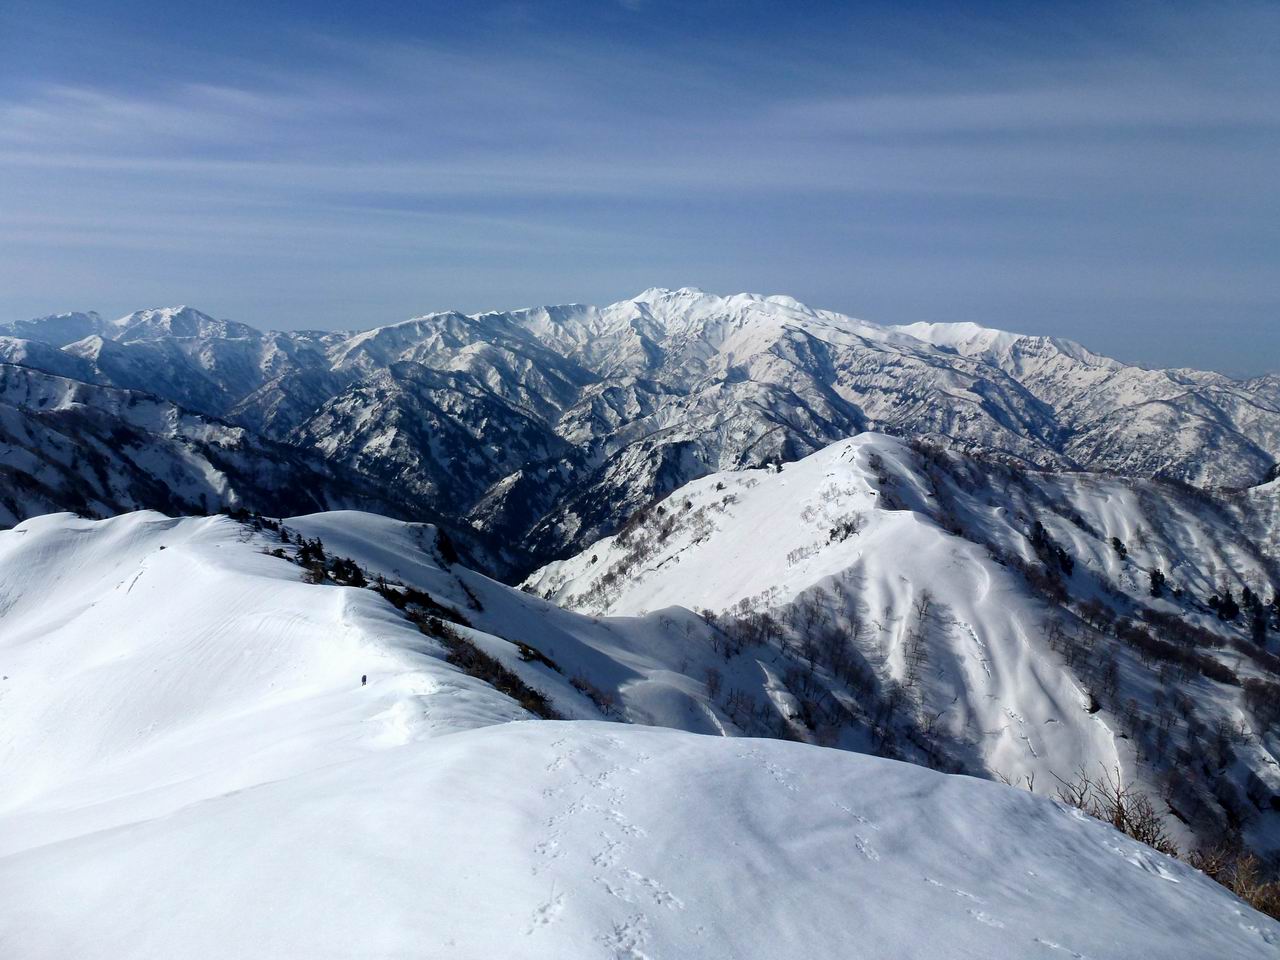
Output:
[{"left": 2, "top": 288, "right": 1277, "bottom": 577}]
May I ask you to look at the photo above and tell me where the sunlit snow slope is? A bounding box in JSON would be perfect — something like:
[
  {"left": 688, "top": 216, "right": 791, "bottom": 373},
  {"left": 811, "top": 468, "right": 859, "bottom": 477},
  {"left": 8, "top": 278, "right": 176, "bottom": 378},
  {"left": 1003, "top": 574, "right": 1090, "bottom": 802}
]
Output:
[
  {"left": 1, "top": 510, "right": 1278, "bottom": 958},
  {"left": 529, "top": 433, "right": 1280, "bottom": 849},
  {"left": 530, "top": 435, "right": 1122, "bottom": 788}
]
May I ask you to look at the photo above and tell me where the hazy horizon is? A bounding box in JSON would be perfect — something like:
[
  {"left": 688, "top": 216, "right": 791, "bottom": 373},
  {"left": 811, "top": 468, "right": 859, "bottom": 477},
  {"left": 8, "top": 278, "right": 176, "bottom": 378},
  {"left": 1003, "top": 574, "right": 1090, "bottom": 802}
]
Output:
[{"left": 11, "top": 285, "right": 1275, "bottom": 380}]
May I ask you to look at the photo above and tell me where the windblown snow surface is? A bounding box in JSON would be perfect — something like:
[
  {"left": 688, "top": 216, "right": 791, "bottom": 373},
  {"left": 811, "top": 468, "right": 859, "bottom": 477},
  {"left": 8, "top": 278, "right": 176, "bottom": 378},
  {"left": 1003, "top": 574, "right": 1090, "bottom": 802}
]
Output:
[{"left": 1, "top": 510, "right": 1277, "bottom": 958}]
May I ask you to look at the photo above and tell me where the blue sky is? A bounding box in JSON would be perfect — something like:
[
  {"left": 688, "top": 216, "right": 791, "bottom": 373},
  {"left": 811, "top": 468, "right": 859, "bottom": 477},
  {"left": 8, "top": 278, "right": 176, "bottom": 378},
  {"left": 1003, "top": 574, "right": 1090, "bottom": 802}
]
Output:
[{"left": 0, "top": 1, "right": 1276, "bottom": 374}]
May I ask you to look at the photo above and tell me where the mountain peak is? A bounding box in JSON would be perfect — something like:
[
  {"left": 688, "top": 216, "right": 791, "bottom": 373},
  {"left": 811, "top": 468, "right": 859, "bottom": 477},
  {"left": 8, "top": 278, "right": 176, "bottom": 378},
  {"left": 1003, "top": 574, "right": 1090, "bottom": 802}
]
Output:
[
  {"left": 630, "top": 285, "right": 708, "bottom": 302},
  {"left": 111, "top": 306, "right": 257, "bottom": 342},
  {"left": 0, "top": 310, "right": 108, "bottom": 348}
]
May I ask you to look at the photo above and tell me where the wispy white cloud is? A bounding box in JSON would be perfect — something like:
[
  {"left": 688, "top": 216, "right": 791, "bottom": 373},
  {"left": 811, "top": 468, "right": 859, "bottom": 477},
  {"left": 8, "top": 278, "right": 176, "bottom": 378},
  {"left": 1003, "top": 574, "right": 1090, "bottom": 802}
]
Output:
[{"left": 0, "top": 2, "right": 1275, "bottom": 371}]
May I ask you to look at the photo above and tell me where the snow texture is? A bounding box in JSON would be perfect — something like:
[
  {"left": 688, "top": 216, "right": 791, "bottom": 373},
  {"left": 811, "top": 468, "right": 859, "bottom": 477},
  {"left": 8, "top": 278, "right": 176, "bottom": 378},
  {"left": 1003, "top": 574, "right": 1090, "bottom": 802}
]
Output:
[{"left": 3, "top": 510, "right": 1278, "bottom": 957}]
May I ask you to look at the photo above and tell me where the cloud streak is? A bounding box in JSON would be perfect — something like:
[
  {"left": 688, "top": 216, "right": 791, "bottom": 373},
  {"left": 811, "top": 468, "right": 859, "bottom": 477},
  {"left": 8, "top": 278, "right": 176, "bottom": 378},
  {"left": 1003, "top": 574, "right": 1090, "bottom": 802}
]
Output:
[{"left": 0, "top": 1, "right": 1275, "bottom": 373}]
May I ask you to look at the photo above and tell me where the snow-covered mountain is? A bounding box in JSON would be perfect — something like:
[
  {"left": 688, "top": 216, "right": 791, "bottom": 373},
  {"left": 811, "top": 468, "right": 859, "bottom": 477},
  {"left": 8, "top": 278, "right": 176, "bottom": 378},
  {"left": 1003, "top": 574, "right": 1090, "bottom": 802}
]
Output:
[
  {"left": 2, "top": 288, "right": 1276, "bottom": 573},
  {"left": 896, "top": 318, "right": 1280, "bottom": 487},
  {"left": 2, "top": 509, "right": 1276, "bottom": 957},
  {"left": 529, "top": 433, "right": 1280, "bottom": 853},
  {"left": 0, "top": 363, "right": 510, "bottom": 569},
  {"left": 0, "top": 362, "right": 353, "bottom": 525}
]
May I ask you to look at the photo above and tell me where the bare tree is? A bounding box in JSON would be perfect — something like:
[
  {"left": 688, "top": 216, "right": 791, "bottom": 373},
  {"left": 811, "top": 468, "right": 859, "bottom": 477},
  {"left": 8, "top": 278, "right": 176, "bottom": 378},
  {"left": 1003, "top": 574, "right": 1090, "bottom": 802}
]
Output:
[
  {"left": 1054, "top": 765, "right": 1177, "bottom": 857},
  {"left": 704, "top": 666, "right": 723, "bottom": 700}
]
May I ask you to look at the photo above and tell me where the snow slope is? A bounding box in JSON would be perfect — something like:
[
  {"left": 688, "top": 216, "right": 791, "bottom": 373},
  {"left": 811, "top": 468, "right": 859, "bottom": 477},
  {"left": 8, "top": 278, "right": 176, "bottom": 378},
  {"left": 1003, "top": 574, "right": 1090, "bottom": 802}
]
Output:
[
  {"left": 529, "top": 434, "right": 1123, "bottom": 788},
  {"left": 284, "top": 510, "right": 730, "bottom": 736},
  {"left": 529, "top": 433, "right": 1280, "bottom": 848},
  {"left": 2, "top": 509, "right": 1277, "bottom": 957},
  {"left": 0, "top": 511, "right": 523, "bottom": 851},
  {"left": 6, "top": 721, "right": 1277, "bottom": 960},
  {"left": 531, "top": 432, "right": 1274, "bottom": 619},
  {"left": 1241, "top": 476, "right": 1280, "bottom": 559}
]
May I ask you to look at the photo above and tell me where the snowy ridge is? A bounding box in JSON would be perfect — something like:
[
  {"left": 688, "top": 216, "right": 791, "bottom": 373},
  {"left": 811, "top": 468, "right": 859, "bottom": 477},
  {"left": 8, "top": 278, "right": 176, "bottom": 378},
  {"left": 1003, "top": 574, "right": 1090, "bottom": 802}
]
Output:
[
  {"left": 893, "top": 318, "right": 1106, "bottom": 365},
  {"left": 0, "top": 363, "right": 426, "bottom": 531},
  {"left": 529, "top": 435, "right": 1122, "bottom": 789},
  {"left": 283, "top": 510, "right": 728, "bottom": 735},
  {"left": 0, "top": 512, "right": 523, "bottom": 844},
  {"left": 529, "top": 433, "right": 1280, "bottom": 850},
  {"left": 1, "top": 508, "right": 1277, "bottom": 957}
]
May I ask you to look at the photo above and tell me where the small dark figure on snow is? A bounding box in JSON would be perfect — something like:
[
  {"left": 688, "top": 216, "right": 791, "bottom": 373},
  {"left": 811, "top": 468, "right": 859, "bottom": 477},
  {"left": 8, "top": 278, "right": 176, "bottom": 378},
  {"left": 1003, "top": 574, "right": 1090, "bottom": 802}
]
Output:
[{"left": 361, "top": 674, "right": 367, "bottom": 686}]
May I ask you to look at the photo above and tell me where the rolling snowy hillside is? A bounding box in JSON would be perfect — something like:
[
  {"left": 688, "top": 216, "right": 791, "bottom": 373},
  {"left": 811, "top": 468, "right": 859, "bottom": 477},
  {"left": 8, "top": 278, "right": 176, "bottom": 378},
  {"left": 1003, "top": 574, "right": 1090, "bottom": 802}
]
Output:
[
  {"left": 2, "top": 509, "right": 1277, "bottom": 958},
  {"left": 529, "top": 433, "right": 1280, "bottom": 853},
  {"left": 3, "top": 289, "right": 1276, "bottom": 571},
  {"left": 0, "top": 362, "right": 521, "bottom": 571}
]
